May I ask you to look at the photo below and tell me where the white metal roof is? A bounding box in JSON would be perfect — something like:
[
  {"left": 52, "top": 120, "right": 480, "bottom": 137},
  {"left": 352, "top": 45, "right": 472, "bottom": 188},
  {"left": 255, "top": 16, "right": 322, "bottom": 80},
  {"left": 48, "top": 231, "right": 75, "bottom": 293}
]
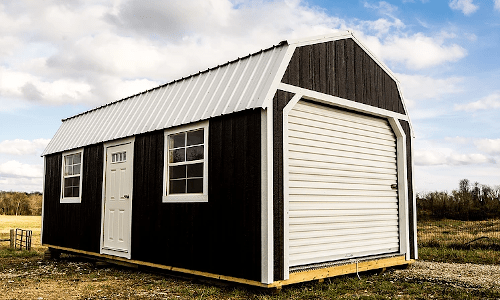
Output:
[
  {"left": 42, "top": 42, "right": 290, "bottom": 155},
  {"left": 42, "top": 31, "right": 412, "bottom": 156}
]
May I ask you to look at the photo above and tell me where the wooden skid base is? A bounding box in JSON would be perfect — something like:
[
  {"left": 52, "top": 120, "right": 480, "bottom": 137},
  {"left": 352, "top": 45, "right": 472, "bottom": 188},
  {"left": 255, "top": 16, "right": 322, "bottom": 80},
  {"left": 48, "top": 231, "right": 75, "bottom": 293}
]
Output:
[{"left": 44, "top": 244, "right": 413, "bottom": 288}]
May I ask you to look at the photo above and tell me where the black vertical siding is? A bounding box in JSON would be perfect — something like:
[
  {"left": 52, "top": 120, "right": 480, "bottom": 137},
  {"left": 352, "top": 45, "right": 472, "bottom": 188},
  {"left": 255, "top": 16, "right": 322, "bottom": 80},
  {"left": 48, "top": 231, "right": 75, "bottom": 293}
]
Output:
[
  {"left": 272, "top": 90, "right": 295, "bottom": 281},
  {"left": 132, "top": 109, "right": 262, "bottom": 281},
  {"left": 281, "top": 38, "right": 406, "bottom": 115},
  {"left": 399, "top": 120, "right": 416, "bottom": 259},
  {"left": 42, "top": 144, "right": 103, "bottom": 253}
]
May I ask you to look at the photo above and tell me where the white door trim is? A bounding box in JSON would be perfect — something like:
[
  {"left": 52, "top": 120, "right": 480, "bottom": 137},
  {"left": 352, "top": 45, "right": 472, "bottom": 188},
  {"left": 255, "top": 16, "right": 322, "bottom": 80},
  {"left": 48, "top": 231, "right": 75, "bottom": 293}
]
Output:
[{"left": 100, "top": 137, "right": 135, "bottom": 259}]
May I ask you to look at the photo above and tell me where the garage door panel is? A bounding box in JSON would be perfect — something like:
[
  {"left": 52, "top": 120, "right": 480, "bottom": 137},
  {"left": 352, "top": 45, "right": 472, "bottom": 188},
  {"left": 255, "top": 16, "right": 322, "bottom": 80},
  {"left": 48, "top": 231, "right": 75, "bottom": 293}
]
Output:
[
  {"left": 289, "top": 124, "right": 395, "bottom": 147},
  {"left": 289, "top": 214, "right": 399, "bottom": 226},
  {"left": 289, "top": 137, "right": 396, "bottom": 158},
  {"left": 289, "top": 219, "right": 399, "bottom": 233},
  {"left": 289, "top": 159, "right": 397, "bottom": 175},
  {"left": 288, "top": 131, "right": 395, "bottom": 153},
  {"left": 289, "top": 144, "right": 396, "bottom": 163},
  {"left": 289, "top": 173, "right": 397, "bottom": 186},
  {"left": 290, "top": 102, "right": 391, "bottom": 130},
  {"left": 289, "top": 115, "right": 395, "bottom": 142},
  {"left": 287, "top": 101, "right": 399, "bottom": 268},
  {"left": 288, "top": 166, "right": 397, "bottom": 181}
]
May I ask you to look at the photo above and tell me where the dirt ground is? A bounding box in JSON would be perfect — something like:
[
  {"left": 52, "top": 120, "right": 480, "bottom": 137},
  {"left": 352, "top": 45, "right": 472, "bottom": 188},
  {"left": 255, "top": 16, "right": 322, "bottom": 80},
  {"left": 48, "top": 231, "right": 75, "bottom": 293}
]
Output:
[{"left": 1, "top": 253, "right": 500, "bottom": 300}]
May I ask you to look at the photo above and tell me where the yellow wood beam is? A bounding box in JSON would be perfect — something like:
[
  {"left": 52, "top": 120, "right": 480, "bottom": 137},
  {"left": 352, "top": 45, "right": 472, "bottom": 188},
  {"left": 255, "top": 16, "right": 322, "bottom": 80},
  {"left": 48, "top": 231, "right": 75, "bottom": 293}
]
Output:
[{"left": 44, "top": 244, "right": 413, "bottom": 288}]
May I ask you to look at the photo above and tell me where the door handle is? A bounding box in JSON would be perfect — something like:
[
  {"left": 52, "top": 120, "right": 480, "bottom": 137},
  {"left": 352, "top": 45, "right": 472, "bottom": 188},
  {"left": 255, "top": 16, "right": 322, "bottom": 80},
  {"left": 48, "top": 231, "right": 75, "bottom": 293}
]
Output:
[{"left": 123, "top": 195, "right": 130, "bottom": 199}]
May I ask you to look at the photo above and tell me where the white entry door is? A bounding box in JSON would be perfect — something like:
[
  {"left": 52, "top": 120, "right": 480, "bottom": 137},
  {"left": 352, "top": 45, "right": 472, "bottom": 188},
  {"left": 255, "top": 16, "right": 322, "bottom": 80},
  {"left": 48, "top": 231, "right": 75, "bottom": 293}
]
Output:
[{"left": 102, "top": 141, "right": 133, "bottom": 259}]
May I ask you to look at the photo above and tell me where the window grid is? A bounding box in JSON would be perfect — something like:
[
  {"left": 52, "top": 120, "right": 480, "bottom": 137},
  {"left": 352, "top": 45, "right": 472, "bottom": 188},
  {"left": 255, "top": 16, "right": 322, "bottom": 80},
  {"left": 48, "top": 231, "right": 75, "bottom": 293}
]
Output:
[{"left": 62, "top": 151, "right": 82, "bottom": 200}]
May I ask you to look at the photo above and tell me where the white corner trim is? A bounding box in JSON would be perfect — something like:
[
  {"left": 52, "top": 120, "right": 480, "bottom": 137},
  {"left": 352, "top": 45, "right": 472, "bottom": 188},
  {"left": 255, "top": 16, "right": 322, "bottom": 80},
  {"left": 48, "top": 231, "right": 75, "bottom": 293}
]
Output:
[
  {"left": 261, "top": 108, "right": 274, "bottom": 284},
  {"left": 411, "top": 138, "right": 418, "bottom": 260},
  {"left": 278, "top": 83, "right": 409, "bottom": 121},
  {"left": 261, "top": 44, "right": 297, "bottom": 110},
  {"left": 388, "top": 118, "right": 410, "bottom": 261},
  {"left": 282, "top": 93, "right": 303, "bottom": 280}
]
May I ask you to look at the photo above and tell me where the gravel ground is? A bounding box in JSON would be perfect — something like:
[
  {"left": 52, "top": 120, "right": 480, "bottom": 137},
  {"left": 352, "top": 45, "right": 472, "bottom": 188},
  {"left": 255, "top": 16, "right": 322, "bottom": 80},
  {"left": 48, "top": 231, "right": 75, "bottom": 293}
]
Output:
[{"left": 391, "top": 260, "right": 500, "bottom": 289}]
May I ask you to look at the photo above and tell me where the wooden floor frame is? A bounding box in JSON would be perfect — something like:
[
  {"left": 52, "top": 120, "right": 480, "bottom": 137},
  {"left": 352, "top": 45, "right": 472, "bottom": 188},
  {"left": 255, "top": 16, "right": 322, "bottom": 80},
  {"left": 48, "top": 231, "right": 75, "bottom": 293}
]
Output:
[{"left": 44, "top": 244, "right": 413, "bottom": 288}]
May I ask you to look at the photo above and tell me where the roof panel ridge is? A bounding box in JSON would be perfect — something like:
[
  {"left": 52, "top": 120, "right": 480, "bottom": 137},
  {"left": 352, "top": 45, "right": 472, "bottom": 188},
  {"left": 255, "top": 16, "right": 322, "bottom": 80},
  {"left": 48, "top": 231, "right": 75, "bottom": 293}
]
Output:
[{"left": 61, "top": 42, "right": 288, "bottom": 123}]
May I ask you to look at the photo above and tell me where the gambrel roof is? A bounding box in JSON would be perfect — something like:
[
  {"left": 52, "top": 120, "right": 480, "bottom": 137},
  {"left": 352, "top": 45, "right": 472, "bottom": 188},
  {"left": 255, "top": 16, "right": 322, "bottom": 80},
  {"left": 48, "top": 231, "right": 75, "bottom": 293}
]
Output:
[{"left": 42, "top": 31, "right": 410, "bottom": 156}]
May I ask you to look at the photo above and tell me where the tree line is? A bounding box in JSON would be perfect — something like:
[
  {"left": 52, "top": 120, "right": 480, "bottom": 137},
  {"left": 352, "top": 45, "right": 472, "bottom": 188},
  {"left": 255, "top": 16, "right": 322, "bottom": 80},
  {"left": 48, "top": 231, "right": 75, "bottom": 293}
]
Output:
[
  {"left": 417, "top": 179, "right": 500, "bottom": 221},
  {"left": 0, "top": 191, "right": 42, "bottom": 216}
]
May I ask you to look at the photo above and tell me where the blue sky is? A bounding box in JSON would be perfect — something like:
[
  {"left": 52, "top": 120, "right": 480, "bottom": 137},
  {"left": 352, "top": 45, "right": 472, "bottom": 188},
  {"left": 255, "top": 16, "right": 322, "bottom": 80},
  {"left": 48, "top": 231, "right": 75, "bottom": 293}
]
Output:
[{"left": 0, "top": 0, "right": 499, "bottom": 193}]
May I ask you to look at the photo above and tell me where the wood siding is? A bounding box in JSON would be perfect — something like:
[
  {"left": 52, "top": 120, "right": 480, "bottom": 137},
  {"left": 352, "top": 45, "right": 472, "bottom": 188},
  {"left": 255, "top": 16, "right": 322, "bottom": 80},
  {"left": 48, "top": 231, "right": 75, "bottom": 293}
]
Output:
[
  {"left": 281, "top": 38, "right": 406, "bottom": 115},
  {"left": 42, "top": 144, "right": 104, "bottom": 253},
  {"left": 131, "top": 109, "right": 262, "bottom": 281},
  {"left": 273, "top": 90, "right": 295, "bottom": 281}
]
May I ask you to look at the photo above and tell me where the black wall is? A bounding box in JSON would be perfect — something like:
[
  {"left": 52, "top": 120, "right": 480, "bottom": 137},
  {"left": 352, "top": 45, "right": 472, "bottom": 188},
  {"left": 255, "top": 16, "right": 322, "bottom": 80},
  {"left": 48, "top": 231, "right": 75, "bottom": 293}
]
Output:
[
  {"left": 42, "top": 144, "right": 103, "bottom": 253},
  {"left": 131, "top": 108, "right": 262, "bottom": 281},
  {"left": 282, "top": 38, "right": 406, "bottom": 114},
  {"left": 43, "top": 109, "right": 262, "bottom": 281},
  {"left": 272, "top": 90, "right": 295, "bottom": 281}
]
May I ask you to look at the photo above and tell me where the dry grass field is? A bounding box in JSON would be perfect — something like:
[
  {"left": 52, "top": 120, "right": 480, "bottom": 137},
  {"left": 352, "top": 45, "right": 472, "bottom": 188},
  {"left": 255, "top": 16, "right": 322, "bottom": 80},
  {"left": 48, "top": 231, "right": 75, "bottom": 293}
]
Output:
[
  {"left": 418, "top": 219, "right": 500, "bottom": 264},
  {"left": 1, "top": 216, "right": 500, "bottom": 299}
]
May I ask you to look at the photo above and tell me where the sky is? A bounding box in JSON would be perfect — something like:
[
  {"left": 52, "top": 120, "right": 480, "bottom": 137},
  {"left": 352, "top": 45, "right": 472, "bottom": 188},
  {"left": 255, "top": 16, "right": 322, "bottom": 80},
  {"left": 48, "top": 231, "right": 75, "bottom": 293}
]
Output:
[{"left": 0, "top": 0, "right": 499, "bottom": 193}]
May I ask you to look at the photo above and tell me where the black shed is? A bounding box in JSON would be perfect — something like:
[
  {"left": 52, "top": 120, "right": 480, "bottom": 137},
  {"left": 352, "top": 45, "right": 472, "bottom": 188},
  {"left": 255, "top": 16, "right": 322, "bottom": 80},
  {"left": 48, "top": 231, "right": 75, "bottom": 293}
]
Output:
[{"left": 41, "top": 32, "right": 416, "bottom": 287}]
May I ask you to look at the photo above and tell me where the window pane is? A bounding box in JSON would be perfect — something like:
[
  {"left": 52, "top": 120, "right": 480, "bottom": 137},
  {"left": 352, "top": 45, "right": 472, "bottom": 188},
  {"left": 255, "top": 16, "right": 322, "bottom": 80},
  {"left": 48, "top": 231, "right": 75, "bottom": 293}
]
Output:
[
  {"left": 186, "top": 145, "right": 203, "bottom": 161},
  {"left": 64, "top": 187, "right": 73, "bottom": 198},
  {"left": 73, "top": 153, "right": 81, "bottom": 164},
  {"left": 170, "top": 133, "right": 185, "bottom": 148},
  {"left": 187, "top": 178, "right": 203, "bottom": 193},
  {"left": 169, "top": 149, "right": 185, "bottom": 163},
  {"left": 65, "top": 155, "right": 73, "bottom": 166},
  {"left": 65, "top": 166, "right": 72, "bottom": 176},
  {"left": 187, "top": 163, "right": 203, "bottom": 178},
  {"left": 73, "top": 164, "right": 81, "bottom": 175},
  {"left": 187, "top": 129, "right": 204, "bottom": 146},
  {"left": 169, "top": 165, "right": 186, "bottom": 179},
  {"left": 72, "top": 187, "right": 79, "bottom": 197},
  {"left": 170, "top": 179, "right": 186, "bottom": 194},
  {"left": 64, "top": 177, "right": 73, "bottom": 188}
]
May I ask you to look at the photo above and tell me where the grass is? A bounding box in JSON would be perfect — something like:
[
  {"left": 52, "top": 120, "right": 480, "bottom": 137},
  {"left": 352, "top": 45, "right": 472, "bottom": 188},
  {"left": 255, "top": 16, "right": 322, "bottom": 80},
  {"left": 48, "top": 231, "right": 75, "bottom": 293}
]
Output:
[
  {"left": 0, "top": 215, "right": 45, "bottom": 255},
  {"left": 2, "top": 215, "right": 500, "bottom": 299},
  {"left": 418, "top": 218, "right": 500, "bottom": 264}
]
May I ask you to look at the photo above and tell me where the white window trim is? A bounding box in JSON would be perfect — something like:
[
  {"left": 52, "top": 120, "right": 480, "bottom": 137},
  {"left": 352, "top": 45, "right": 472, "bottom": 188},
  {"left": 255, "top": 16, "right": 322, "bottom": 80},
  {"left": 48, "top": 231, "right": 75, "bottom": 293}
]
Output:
[
  {"left": 60, "top": 148, "right": 84, "bottom": 203},
  {"left": 163, "top": 121, "right": 209, "bottom": 203}
]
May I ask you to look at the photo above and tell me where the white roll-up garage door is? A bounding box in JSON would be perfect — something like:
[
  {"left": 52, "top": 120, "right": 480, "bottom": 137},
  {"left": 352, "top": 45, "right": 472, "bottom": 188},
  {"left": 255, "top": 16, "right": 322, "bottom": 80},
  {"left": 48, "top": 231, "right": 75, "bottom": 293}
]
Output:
[{"left": 287, "top": 101, "right": 399, "bottom": 267}]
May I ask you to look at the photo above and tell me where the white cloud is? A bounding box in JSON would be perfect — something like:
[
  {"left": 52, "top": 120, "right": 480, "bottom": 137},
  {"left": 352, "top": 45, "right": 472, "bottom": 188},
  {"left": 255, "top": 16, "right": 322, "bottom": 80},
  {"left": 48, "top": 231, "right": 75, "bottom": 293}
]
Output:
[
  {"left": 0, "top": 161, "right": 43, "bottom": 178},
  {"left": 396, "top": 73, "right": 464, "bottom": 101},
  {"left": 495, "top": 0, "right": 500, "bottom": 11},
  {"left": 0, "top": 139, "right": 50, "bottom": 155},
  {"left": 415, "top": 149, "right": 493, "bottom": 166},
  {"left": 454, "top": 91, "right": 500, "bottom": 111},
  {"left": 361, "top": 33, "right": 467, "bottom": 69},
  {"left": 474, "top": 139, "right": 500, "bottom": 155},
  {"left": 0, "top": 176, "right": 43, "bottom": 193},
  {"left": 449, "top": 0, "right": 479, "bottom": 15},
  {"left": 364, "top": 1, "right": 398, "bottom": 16}
]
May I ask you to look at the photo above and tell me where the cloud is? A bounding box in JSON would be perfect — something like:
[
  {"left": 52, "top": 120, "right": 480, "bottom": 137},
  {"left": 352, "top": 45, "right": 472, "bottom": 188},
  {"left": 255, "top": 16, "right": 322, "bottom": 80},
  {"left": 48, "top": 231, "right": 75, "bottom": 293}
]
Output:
[
  {"left": 454, "top": 91, "right": 500, "bottom": 111},
  {"left": 364, "top": 1, "right": 398, "bottom": 16},
  {"left": 449, "top": 0, "right": 478, "bottom": 15},
  {"left": 415, "top": 150, "right": 493, "bottom": 166},
  {"left": 0, "top": 161, "right": 43, "bottom": 178},
  {"left": 474, "top": 139, "right": 500, "bottom": 155},
  {"left": 0, "top": 139, "right": 50, "bottom": 155},
  {"left": 396, "top": 73, "right": 464, "bottom": 101},
  {"left": 361, "top": 33, "right": 467, "bottom": 69},
  {"left": 496, "top": 0, "right": 500, "bottom": 11}
]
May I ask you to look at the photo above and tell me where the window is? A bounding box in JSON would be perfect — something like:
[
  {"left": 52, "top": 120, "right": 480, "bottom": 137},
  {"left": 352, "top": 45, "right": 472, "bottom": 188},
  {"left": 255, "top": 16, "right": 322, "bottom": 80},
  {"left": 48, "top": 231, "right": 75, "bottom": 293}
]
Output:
[
  {"left": 61, "top": 148, "right": 84, "bottom": 203},
  {"left": 163, "top": 121, "right": 208, "bottom": 202}
]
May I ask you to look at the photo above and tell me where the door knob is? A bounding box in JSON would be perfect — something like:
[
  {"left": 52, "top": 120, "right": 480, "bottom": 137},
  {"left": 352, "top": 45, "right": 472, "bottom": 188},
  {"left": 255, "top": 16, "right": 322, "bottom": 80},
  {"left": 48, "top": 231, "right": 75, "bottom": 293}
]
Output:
[{"left": 124, "top": 195, "right": 129, "bottom": 199}]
